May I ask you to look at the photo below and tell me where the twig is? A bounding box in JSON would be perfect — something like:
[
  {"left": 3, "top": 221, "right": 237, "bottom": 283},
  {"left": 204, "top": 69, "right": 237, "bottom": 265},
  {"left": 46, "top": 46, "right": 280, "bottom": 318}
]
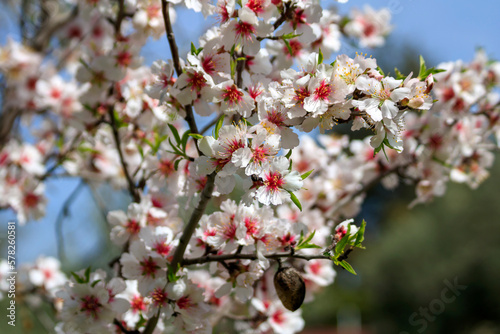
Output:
[
  {"left": 161, "top": 0, "right": 200, "bottom": 144},
  {"left": 113, "top": 318, "right": 140, "bottom": 334},
  {"left": 40, "top": 133, "right": 82, "bottom": 180},
  {"left": 200, "top": 116, "right": 220, "bottom": 134},
  {"left": 326, "top": 161, "right": 412, "bottom": 217},
  {"left": 171, "top": 172, "right": 216, "bottom": 268},
  {"left": 108, "top": 107, "right": 141, "bottom": 202},
  {"left": 55, "top": 179, "right": 85, "bottom": 262},
  {"left": 113, "top": 0, "right": 126, "bottom": 35},
  {"left": 182, "top": 250, "right": 330, "bottom": 266},
  {"left": 273, "top": 2, "right": 293, "bottom": 30}
]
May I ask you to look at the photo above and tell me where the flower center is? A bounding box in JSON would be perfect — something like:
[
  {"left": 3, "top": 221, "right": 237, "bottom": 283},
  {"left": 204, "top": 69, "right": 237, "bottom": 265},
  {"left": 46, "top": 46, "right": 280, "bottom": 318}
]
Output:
[
  {"left": 264, "top": 171, "right": 285, "bottom": 192},
  {"left": 151, "top": 287, "right": 168, "bottom": 307},
  {"left": 221, "top": 85, "right": 243, "bottom": 104},
  {"left": 80, "top": 295, "right": 102, "bottom": 319},
  {"left": 314, "top": 80, "right": 332, "bottom": 101},
  {"left": 234, "top": 21, "right": 256, "bottom": 39},
  {"left": 140, "top": 257, "right": 159, "bottom": 278}
]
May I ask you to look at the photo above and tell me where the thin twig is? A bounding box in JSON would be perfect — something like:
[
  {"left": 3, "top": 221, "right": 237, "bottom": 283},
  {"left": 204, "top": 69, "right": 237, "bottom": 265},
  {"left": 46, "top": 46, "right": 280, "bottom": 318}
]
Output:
[
  {"left": 171, "top": 172, "right": 216, "bottom": 269},
  {"left": 113, "top": 318, "right": 140, "bottom": 334},
  {"left": 326, "top": 161, "right": 412, "bottom": 217},
  {"left": 161, "top": 0, "right": 200, "bottom": 145},
  {"left": 182, "top": 250, "right": 330, "bottom": 266},
  {"left": 108, "top": 107, "right": 141, "bottom": 202},
  {"left": 55, "top": 179, "right": 85, "bottom": 262},
  {"left": 200, "top": 115, "right": 220, "bottom": 134}
]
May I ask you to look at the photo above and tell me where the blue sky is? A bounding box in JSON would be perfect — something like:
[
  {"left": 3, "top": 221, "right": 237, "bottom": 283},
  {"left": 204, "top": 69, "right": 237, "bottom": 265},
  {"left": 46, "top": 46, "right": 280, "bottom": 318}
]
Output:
[{"left": 2, "top": 0, "right": 500, "bottom": 264}]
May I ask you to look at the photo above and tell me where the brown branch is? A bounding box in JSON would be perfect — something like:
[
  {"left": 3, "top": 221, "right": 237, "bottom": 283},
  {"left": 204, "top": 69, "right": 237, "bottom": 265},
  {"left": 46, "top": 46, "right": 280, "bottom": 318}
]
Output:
[
  {"left": 113, "top": 319, "right": 140, "bottom": 334},
  {"left": 142, "top": 173, "right": 215, "bottom": 334},
  {"left": 161, "top": 0, "right": 200, "bottom": 144},
  {"left": 171, "top": 172, "right": 216, "bottom": 268},
  {"left": 108, "top": 107, "right": 141, "bottom": 202},
  {"left": 200, "top": 116, "right": 220, "bottom": 134},
  {"left": 326, "top": 161, "right": 412, "bottom": 217},
  {"left": 55, "top": 179, "right": 85, "bottom": 262},
  {"left": 182, "top": 250, "right": 330, "bottom": 266},
  {"left": 0, "top": 108, "right": 21, "bottom": 149}
]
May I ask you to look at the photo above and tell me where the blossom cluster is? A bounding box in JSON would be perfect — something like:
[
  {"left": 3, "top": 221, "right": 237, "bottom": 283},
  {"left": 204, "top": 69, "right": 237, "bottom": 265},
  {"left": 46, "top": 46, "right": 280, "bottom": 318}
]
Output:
[{"left": 0, "top": 0, "right": 499, "bottom": 333}]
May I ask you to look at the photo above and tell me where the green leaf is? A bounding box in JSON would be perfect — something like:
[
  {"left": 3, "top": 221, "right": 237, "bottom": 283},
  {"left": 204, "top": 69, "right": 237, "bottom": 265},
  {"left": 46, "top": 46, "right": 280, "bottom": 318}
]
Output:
[
  {"left": 241, "top": 117, "right": 253, "bottom": 126},
  {"left": 339, "top": 260, "right": 357, "bottom": 275},
  {"left": 283, "top": 39, "right": 293, "bottom": 57},
  {"left": 137, "top": 144, "right": 144, "bottom": 158},
  {"left": 373, "top": 141, "right": 384, "bottom": 157},
  {"left": 418, "top": 55, "right": 427, "bottom": 79},
  {"left": 174, "top": 158, "right": 182, "bottom": 171},
  {"left": 296, "top": 243, "right": 322, "bottom": 250},
  {"left": 376, "top": 66, "right": 385, "bottom": 76},
  {"left": 214, "top": 115, "right": 225, "bottom": 139},
  {"left": 136, "top": 315, "right": 147, "bottom": 328},
  {"left": 297, "top": 230, "right": 305, "bottom": 245},
  {"left": 191, "top": 42, "right": 197, "bottom": 55},
  {"left": 301, "top": 230, "right": 316, "bottom": 246},
  {"left": 188, "top": 133, "right": 204, "bottom": 140},
  {"left": 296, "top": 230, "right": 322, "bottom": 250},
  {"left": 84, "top": 267, "right": 91, "bottom": 282},
  {"left": 281, "top": 32, "right": 302, "bottom": 40},
  {"left": 285, "top": 149, "right": 293, "bottom": 159},
  {"left": 289, "top": 192, "right": 302, "bottom": 211},
  {"left": 90, "top": 279, "right": 101, "bottom": 288},
  {"left": 70, "top": 272, "right": 84, "bottom": 284},
  {"left": 301, "top": 169, "right": 314, "bottom": 180},
  {"left": 354, "top": 220, "right": 366, "bottom": 247},
  {"left": 335, "top": 235, "right": 350, "bottom": 256},
  {"left": 318, "top": 48, "right": 323, "bottom": 64},
  {"left": 181, "top": 130, "right": 191, "bottom": 151},
  {"left": 167, "top": 124, "right": 181, "bottom": 145},
  {"left": 394, "top": 67, "right": 406, "bottom": 80},
  {"left": 417, "top": 55, "right": 446, "bottom": 80},
  {"left": 168, "top": 137, "right": 184, "bottom": 156},
  {"left": 167, "top": 263, "right": 181, "bottom": 282}
]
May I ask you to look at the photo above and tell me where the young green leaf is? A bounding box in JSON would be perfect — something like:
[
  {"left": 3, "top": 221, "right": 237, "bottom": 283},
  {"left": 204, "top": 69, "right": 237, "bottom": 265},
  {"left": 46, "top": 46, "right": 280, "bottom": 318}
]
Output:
[
  {"left": 167, "top": 124, "right": 181, "bottom": 145},
  {"left": 214, "top": 115, "right": 225, "bottom": 139},
  {"left": 301, "top": 169, "right": 314, "bottom": 180},
  {"left": 318, "top": 48, "right": 323, "bottom": 64},
  {"left": 188, "top": 133, "right": 204, "bottom": 140},
  {"left": 289, "top": 192, "right": 302, "bottom": 211},
  {"left": 284, "top": 39, "right": 293, "bottom": 56},
  {"left": 335, "top": 235, "right": 350, "bottom": 256},
  {"left": 339, "top": 260, "right": 357, "bottom": 275},
  {"left": 70, "top": 272, "right": 84, "bottom": 284},
  {"left": 354, "top": 220, "right": 366, "bottom": 247},
  {"left": 180, "top": 130, "right": 191, "bottom": 151}
]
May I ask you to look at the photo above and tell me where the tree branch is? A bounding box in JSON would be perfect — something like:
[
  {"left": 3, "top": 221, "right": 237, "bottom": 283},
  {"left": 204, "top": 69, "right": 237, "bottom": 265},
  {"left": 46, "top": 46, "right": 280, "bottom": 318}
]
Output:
[
  {"left": 108, "top": 107, "right": 141, "bottom": 203},
  {"left": 326, "top": 161, "right": 412, "bottom": 217},
  {"left": 161, "top": 0, "right": 200, "bottom": 143},
  {"left": 55, "top": 179, "right": 85, "bottom": 262},
  {"left": 182, "top": 250, "right": 330, "bottom": 266},
  {"left": 171, "top": 172, "right": 216, "bottom": 269}
]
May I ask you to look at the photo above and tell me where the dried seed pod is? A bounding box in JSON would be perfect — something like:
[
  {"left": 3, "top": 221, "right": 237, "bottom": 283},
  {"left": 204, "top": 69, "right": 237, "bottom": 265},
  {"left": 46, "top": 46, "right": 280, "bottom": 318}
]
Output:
[{"left": 274, "top": 266, "right": 306, "bottom": 311}]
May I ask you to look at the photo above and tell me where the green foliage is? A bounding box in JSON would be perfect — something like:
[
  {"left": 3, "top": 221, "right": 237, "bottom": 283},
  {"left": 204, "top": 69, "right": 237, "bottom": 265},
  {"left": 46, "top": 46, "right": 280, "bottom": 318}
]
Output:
[
  {"left": 418, "top": 55, "right": 446, "bottom": 80},
  {"left": 289, "top": 191, "right": 302, "bottom": 211},
  {"left": 295, "top": 230, "right": 322, "bottom": 250}
]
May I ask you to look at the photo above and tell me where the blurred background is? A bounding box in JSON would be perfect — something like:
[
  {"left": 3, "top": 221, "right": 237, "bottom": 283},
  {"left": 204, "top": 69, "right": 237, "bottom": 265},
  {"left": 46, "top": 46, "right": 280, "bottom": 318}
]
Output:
[{"left": 1, "top": 0, "right": 500, "bottom": 333}]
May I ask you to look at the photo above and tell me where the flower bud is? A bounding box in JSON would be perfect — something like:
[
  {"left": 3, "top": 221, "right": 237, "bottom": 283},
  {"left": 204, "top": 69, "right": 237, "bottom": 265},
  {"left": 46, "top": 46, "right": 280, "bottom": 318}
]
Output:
[{"left": 274, "top": 267, "right": 306, "bottom": 311}]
